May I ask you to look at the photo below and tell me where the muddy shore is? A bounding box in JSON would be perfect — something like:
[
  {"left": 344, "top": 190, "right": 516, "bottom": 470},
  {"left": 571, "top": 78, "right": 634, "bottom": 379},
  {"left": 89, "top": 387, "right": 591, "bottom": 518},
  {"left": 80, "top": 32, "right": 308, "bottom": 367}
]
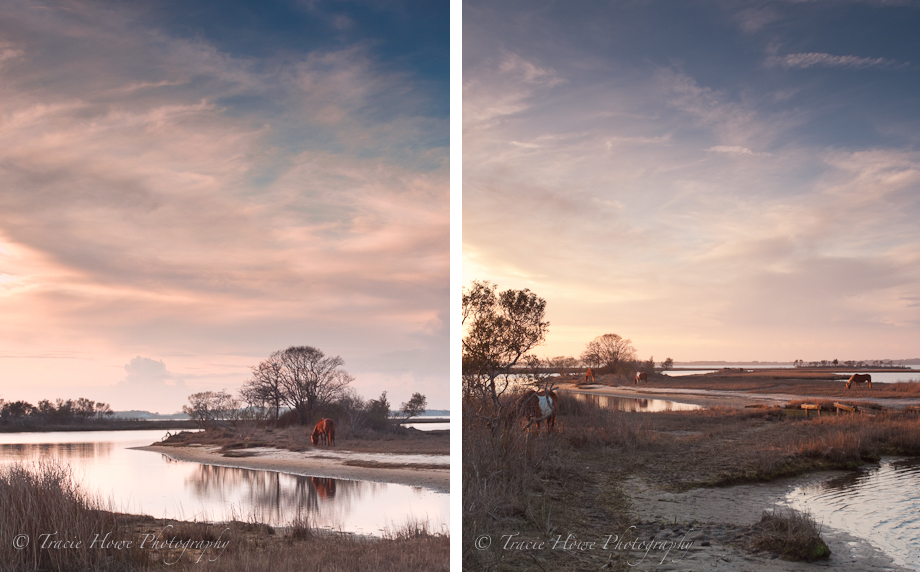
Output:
[{"left": 133, "top": 444, "right": 449, "bottom": 493}]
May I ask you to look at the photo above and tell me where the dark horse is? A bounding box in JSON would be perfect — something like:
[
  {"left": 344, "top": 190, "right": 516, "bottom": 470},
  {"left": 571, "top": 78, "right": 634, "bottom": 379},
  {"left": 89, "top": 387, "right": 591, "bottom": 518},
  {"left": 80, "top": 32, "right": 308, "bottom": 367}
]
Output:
[{"left": 846, "top": 373, "right": 871, "bottom": 390}]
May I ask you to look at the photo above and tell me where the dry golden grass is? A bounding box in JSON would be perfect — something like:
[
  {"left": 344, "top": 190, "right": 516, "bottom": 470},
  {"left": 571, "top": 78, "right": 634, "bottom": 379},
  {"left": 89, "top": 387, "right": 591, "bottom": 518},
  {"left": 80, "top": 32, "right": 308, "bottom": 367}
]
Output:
[
  {"left": 888, "top": 380, "right": 920, "bottom": 393},
  {"left": 463, "top": 391, "right": 647, "bottom": 571},
  {"left": 0, "top": 460, "right": 148, "bottom": 572}
]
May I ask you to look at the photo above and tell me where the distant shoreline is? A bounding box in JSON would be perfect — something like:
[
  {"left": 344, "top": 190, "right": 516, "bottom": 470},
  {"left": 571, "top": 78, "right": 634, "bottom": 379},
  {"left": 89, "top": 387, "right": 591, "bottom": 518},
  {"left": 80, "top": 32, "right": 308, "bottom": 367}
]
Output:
[{"left": 0, "top": 420, "right": 200, "bottom": 433}]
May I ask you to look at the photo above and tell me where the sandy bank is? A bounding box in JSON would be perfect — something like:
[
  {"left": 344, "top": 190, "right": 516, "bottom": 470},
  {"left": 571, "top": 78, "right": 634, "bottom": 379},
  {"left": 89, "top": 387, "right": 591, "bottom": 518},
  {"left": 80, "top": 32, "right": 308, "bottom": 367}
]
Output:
[{"left": 133, "top": 444, "right": 449, "bottom": 493}]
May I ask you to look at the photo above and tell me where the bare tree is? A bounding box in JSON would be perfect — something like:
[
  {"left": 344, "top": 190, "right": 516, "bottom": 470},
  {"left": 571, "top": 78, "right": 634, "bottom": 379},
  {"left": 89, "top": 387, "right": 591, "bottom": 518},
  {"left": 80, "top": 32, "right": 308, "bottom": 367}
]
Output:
[
  {"left": 581, "top": 333, "right": 637, "bottom": 373},
  {"left": 183, "top": 390, "right": 239, "bottom": 428},
  {"left": 336, "top": 388, "right": 370, "bottom": 435},
  {"left": 276, "top": 346, "right": 353, "bottom": 426},
  {"left": 240, "top": 354, "right": 285, "bottom": 423},
  {"left": 462, "top": 281, "right": 550, "bottom": 403}
]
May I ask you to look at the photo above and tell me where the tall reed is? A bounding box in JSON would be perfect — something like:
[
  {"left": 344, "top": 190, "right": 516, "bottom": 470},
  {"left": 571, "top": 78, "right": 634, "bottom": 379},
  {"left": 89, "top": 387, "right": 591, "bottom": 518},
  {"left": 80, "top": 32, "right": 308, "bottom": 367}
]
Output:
[{"left": 0, "top": 460, "right": 147, "bottom": 572}]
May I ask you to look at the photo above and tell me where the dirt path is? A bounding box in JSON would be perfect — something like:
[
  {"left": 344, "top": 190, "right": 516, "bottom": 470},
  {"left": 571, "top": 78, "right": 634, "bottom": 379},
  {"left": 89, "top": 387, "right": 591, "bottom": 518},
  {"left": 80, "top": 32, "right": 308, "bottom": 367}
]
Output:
[{"left": 133, "top": 444, "right": 449, "bottom": 493}]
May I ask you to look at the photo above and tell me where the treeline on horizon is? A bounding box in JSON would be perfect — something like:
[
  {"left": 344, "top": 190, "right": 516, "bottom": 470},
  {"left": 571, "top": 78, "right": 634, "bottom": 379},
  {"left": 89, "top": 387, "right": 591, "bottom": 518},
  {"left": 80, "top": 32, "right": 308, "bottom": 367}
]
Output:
[
  {"left": 673, "top": 359, "right": 920, "bottom": 367},
  {"left": 0, "top": 397, "right": 113, "bottom": 426}
]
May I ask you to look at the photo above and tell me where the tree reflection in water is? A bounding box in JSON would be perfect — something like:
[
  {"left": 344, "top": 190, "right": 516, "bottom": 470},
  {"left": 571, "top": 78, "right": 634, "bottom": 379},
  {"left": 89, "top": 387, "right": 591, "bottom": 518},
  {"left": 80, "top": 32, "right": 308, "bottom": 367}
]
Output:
[
  {"left": 184, "top": 463, "right": 378, "bottom": 526},
  {"left": 0, "top": 442, "right": 114, "bottom": 460}
]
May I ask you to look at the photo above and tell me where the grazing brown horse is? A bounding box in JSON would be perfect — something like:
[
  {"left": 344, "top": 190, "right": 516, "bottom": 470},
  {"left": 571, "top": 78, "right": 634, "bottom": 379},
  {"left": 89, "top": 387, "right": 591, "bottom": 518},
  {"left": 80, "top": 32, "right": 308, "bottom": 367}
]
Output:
[
  {"left": 311, "top": 418, "right": 335, "bottom": 446},
  {"left": 518, "top": 389, "right": 558, "bottom": 432},
  {"left": 584, "top": 368, "right": 595, "bottom": 384},
  {"left": 846, "top": 373, "right": 871, "bottom": 390},
  {"left": 634, "top": 371, "right": 648, "bottom": 385}
]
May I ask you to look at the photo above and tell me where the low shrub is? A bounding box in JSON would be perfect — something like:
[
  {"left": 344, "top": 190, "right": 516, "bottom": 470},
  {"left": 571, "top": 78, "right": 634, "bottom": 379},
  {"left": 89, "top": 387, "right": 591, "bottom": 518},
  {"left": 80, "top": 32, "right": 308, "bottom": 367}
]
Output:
[{"left": 749, "top": 508, "right": 830, "bottom": 561}]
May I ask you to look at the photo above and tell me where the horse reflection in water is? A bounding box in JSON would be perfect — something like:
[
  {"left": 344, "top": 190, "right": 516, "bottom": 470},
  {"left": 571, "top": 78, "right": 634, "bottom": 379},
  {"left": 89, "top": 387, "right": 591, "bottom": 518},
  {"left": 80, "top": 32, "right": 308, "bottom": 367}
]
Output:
[
  {"left": 185, "top": 464, "right": 360, "bottom": 525},
  {"left": 311, "top": 477, "right": 337, "bottom": 499}
]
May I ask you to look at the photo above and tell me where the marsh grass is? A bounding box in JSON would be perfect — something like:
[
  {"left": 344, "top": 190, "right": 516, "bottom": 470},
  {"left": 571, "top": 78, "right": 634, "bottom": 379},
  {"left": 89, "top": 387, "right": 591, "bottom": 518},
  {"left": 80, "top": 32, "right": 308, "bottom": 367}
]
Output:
[
  {"left": 0, "top": 459, "right": 148, "bottom": 572},
  {"left": 887, "top": 380, "right": 920, "bottom": 393},
  {"left": 554, "top": 392, "right": 654, "bottom": 449},
  {"left": 463, "top": 390, "right": 651, "bottom": 570},
  {"left": 748, "top": 508, "right": 830, "bottom": 561}
]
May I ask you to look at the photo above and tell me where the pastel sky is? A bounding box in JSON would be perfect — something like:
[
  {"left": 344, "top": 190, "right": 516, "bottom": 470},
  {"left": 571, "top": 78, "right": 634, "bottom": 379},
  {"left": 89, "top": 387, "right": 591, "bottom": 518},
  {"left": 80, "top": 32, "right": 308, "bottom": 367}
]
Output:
[
  {"left": 0, "top": 0, "right": 448, "bottom": 413},
  {"left": 463, "top": 0, "right": 920, "bottom": 363}
]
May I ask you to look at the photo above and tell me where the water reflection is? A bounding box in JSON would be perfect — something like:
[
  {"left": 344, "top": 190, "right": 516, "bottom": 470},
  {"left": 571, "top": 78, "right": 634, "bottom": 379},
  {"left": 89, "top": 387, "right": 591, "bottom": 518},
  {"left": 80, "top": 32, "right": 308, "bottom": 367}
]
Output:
[
  {"left": 571, "top": 392, "right": 702, "bottom": 412},
  {"left": 1, "top": 442, "right": 113, "bottom": 460},
  {"left": 181, "top": 463, "right": 369, "bottom": 526},
  {"left": 0, "top": 429, "right": 448, "bottom": 535},
  {"left": 785, "top": 458, "right": 920, "bottom": 570}
]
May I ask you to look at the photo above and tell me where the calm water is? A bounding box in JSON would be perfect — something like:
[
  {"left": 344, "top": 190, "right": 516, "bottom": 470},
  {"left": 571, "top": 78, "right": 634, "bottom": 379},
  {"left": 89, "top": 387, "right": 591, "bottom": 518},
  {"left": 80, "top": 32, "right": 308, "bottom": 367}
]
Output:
[
  {"left": 785, "top": 458, "right": 920, "bottom": 570},
  {"left": 401, "top": 417, "right": 450, "bottom": 431},
  {"left": 0, "top": 430, "right": 448, "bottom": 536},
  {"left": 665, "top": 364, "right": 920, "bottom": 383},
  {"left": 570, "top": 392, "right": 702, "bottom": 412}
]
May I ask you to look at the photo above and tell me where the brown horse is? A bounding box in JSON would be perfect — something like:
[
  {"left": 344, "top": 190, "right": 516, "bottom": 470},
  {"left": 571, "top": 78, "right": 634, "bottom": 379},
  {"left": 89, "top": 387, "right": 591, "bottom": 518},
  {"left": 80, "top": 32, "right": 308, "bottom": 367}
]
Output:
[
  {"left": 311, "top": 418, "right": 335, "bottom": 446},
  {"left": 518, "top": 389, "right": 558, "bottom": 432},
  {"left": 846, "top": 373, "right": 871, "bottom": 390},
  {"left": 584, "top": 368, "right": 595, "bottom": 384},
  {"left": 634, "top": 371, "right": 648, "bottom": 385}
]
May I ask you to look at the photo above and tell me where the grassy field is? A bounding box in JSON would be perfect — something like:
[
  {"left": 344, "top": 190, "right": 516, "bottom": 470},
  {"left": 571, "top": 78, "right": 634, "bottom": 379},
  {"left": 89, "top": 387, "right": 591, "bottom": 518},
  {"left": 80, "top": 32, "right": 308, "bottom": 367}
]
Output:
[
  {"left": 0, "top": 460, "right": 448, "bottom": 572},
  {"left": 463, "top": 379, "right": 920, "bottom": 571}
]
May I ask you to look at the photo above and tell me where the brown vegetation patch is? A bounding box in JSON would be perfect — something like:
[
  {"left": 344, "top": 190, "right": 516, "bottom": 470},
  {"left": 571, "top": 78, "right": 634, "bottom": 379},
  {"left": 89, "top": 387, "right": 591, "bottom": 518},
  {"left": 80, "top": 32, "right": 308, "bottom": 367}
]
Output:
[
  {"left": 159, "top": 425, "right": 449, "bottom": 456},
  {"left": 221, "top": 450, "right": 260, "bottom": 458},
  {"left": 742, "top": 508, "right": 830, "bottom": 561},
  {"left": 463, "top": 392, "right": 641, "bottom": 571}
]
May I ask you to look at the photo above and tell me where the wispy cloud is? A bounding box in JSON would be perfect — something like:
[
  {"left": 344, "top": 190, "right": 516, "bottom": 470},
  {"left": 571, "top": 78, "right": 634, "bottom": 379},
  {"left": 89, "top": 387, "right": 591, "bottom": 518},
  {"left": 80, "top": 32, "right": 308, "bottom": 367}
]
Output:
[
  {"left": 707, "top": 145, "right": 771, "bottom": 157},
  {"left": 774, "top": 52, "right": 909, "bottom": 70},
  {"left": 463, "top": 0, "right": 920, "bottom": 362}
]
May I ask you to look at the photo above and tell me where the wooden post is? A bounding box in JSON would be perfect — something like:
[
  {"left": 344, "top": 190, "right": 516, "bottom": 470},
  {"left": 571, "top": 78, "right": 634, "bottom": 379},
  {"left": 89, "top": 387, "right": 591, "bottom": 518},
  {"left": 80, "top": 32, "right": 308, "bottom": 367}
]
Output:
[
  {"left": 801, "top": 403, "right": 821, "bottom": 417},
  {"left": 834, "top": 402, "right": 857, "bottom": 415}
]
